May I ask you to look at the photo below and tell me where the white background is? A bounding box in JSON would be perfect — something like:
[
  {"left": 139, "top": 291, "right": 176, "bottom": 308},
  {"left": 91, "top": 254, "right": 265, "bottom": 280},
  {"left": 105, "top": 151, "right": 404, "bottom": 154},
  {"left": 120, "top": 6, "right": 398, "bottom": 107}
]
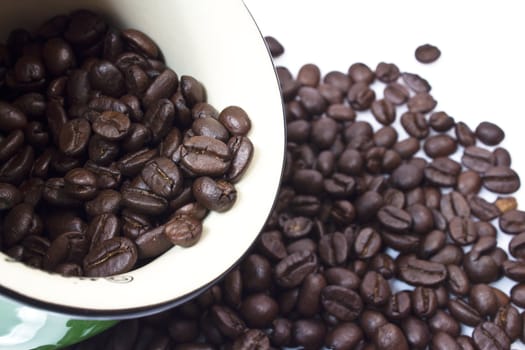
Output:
[{"left": 245, "top": 0, "right": 525, "bottom": 348}]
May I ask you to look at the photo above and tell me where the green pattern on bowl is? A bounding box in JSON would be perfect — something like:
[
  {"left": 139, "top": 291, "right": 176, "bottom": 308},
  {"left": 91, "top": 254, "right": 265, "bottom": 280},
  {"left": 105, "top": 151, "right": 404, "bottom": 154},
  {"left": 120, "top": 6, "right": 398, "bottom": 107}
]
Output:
[{"left": 0, "top": 294, "right": 116, "bottom": 350}]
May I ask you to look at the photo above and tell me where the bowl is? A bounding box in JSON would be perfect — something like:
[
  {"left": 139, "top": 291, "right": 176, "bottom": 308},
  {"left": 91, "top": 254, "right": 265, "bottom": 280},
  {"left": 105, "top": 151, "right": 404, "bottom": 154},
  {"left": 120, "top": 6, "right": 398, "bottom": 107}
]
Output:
[{"left": 0, "top": 0, "right": 285, "bottom": 348}]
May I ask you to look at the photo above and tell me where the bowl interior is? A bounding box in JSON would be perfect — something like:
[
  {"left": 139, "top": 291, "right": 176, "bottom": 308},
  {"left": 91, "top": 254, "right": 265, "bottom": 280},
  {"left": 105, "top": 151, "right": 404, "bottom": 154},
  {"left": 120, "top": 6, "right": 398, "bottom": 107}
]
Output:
[{"left": 0, "top": 0, "right": 284, "bottom": 317}]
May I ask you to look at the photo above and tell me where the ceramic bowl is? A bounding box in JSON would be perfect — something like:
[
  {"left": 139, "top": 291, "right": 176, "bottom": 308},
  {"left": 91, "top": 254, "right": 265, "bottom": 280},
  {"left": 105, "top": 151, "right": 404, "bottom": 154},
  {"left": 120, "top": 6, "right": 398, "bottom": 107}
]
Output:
[{"left": 0, "top": 1, "right": 284, "bottom": 348}]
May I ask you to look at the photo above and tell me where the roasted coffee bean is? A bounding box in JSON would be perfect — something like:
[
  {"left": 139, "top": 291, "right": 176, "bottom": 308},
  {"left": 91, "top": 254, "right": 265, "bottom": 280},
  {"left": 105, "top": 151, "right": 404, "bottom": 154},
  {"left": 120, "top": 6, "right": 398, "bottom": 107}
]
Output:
[
  {"left": 447, "top": 298, "right": 482, "bottom": 327},
  {"left": 241, "top": 254, "right": 272, "bottom": 293},
  {"left": 296, "top": 63, "right": 320, "bottom": 87},
  {"left": 371, "top": 99, "right": 396, "bottom": 125},
  {"left": 509, "top": 232, "right": 525, "bottom": 259},
  {"left": 446, "top": 264, "right": 470, "bottom": 296},
  {"left": 83, "top": 237, "right": 137, "bottom": 277},
  {"left": 84, "top": 186, "right": 122, "bottom": 216},
  {"left": 318, "top": 232, "right": 348, "bottom": 266},
  {"left": 415, "top": 43, "right": 441, "bottom": 63},
  {"left": 383, "top": 290, "right": 411, "bottom": 320},
  {"left": 121, "top": 187, "right": 167, "bottom": 215},
  {"left": 383, "top": 82, "right": 409, "bottom": 105},
  {"left": 275, "top": 250, "right": 318, "bottom": 288},
  {"left": 92, "top": 111, "right": 130, "bottom": 141},
  {"left": 321, "top": 285, "right": 363, "bottom": 321},
  {"left": 360, "top": 271, "right": 391, "bottom": 306},
  {"left": 500, "top": 209, "right": 525, "bottom": 234},
  {"left": 475, "top": 121, "right": 505, "bottom": 146},
  {"left": 134, "top": 225, "right": 171, "bottom": 259},
  {"left": 296, "top": 273, "right": 326, "bottom": 317},
  {"left": 375, "top": 62, "right": 400, "bottom": 83},
  {"left": 455, "top": 121, "right": 476, "bottom": 147},
  {"left": 164, "top": 215, "right": 202, "bottom": 248},
  {"left": 457, "top": 170, "right": 482, "bottom": 195},
  {"left": 424, "top": 134, "right": 457, "bottom": 158},
  {"left": 373, "top": 323, "right": 409, "bottom": 350},
  {"left": 482, "top": 166, "right": 520, "bottom": 194},
  {"left": 429, "top": 111, "right": 455, "bottom": 131},
  {"left": 64, "top": 168, "right": 98, "bottom": 200},
  {"left": 398, "top": 257, "right": 447, "bottom": 286},
  {"left": 503, "top": 260, "right": 525, "bottom": 282},
  {"left": 347, "top": 82, "right": 375, "bottom": 111},
  {"left": 298, "top": 86, "right": 326, "bottom": 115},
  {"left": 470, "top": 283, "right": 499, "bottom": 318},
  {"left": 142, "top": 68, "right": 178, "bottom": 109},
  {"left": 401, "top": 72, "right": 431, "bottom": 93},
  {"left": 494, "top": 147, "right": 512, "bottom": 166},
  {"left": 462, "top": 146, "right": 495, "bottom": 173},
  {"left": 430, "top": 244, "right": 464, "bottom": 265},
  {"left": 324, "top": 267, "right": 360, "bottom": 290},
  {"left": 469, "top": 195, "right": 500, "bottom": 221},
  {"left": 291, "top": 319, "right": 326, "bottom": 350},
  {"left": 494, "top": 304, "right": 522, "bottom": 341},
  {"left": 424, "top": 157, "right": 461, "bottom": 187},
  {"left": 401, "top": 111, "right": 429, "bottom": 138},
  {"left": 431, "top": 332, "right": 461, "bottom": 350},
  {"left": 510, "top": 283, "right": 525, "bottom": 308},
  {"left": 325, "top": 322, "right": 363, "bottom": 350},
  {"left": 43, "top": 231, "right": 88, "bottom": 270},
  {"left": 180, "top": 136, "right": 231, "bottom": 176},
  {"left": 472, "top": 322, "right": 511, "bottom": 350},
  {"left": 0, "top": 130, "right": 25, "bottom": 162},
  {"left": 0, "top": 182, "right": 23, "bottom": 210},
  {"left": 354, "top": 191, "right": 383, "bottom": 221},
  {"left": 3, "top": 203, "right": 34, "bottom": 247},
  {"left": 411, "top": 286, "right": 437, "bottom": 318},
  {"left": 86, "top": 213, "right": 120, "bottom": 250},
  {"left": 428, "top": 309, "right": 460, "bottom": 336},
  {"left": 448, "top": 216, "right": 477, "bottom": 245},
  {"left": 393, "top": 137, "right": 420, "bottom": 159},
  {"left": 419, "top": 229, "right": 446, "bottom": 258},
  {"left": 377, "top": 205, "right": 412, "bottom": 232},
  {"left": 401, "top": 316, "right": 431, "bottom": 350},
  {"left": 140, "top": 157, "right": 182, "bottom": 199}
]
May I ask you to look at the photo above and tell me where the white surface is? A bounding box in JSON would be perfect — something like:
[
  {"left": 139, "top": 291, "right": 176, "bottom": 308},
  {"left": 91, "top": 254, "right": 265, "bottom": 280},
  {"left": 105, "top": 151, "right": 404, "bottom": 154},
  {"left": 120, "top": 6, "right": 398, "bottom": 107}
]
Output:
[
  {"left": 246, "top": 0, "right": 525, "bottom": 347},
  {"left": 0, "top": 0, "right": 284, "bottom": 314}
]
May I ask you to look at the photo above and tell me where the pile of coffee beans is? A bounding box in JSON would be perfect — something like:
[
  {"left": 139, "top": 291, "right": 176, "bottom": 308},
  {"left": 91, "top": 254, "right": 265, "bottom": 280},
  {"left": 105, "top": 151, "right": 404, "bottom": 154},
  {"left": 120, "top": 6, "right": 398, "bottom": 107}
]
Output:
[
  {"left": 65, "top": 36, "right": 525, "bottom": 349},
  {"left": 0, "top": 10, "right": 253, "bottom": 277}
]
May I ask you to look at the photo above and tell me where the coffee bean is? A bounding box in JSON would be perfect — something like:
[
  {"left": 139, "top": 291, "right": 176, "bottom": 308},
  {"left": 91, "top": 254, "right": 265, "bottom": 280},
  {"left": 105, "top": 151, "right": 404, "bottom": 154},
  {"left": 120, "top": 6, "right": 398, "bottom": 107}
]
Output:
[
  {"left": 495, "top": 304, "right": 522, "bottom": 341},
  {"left": 347, "top": 82, "right": 375, "bottom": 111},
  {"left": 475, "top": 121, "right": 505, "bottom": 146},
  {"left": 469, "top": 195, "right": 500, "bottom": 221},
  {"left": 377, "top": 205, "right": 412, "bottom": 232},
  {"left": 447, "top": 298, "right": 482, "bottom": 327},
  {"left": 500, "top": 209, "right": 525, "bottom": 234},
  {"left": 424, "top": 157, "right": 461, "bottom": 187},
  {"left": 360, "top": 271, "right": 391, "bottom": 306},
  {"left": 429, "top": 111, "right": 455, "bottom": 131},
  {"left": 493, "top": 147, "right": 512, "bottom": 166},
  {"left": 375, "top": 62, "right": 400, "bottom": 83},
  {"left": 473, "top": 321, "right": 511, "bottom": 350},
  {"left": 321, "top": 285, "right": 363, "bottom": 321},
  {"left": 401, "top": 72, "right": 431, "bottom": 93},
  {"left": 401, "top": 316, "right": 430, "bottom": 349},
  {"left": 482, "top": 166, "right": 520, "bottom": 194},
  {"left": 428, "top": 309, "right": 460, "bottom": 336},
  {"left": 415, "top": 43, "right": 441, "bottom": 63},
  {"left": 291, "top": 319, "right": 326, "bottom": 350},
  {"left": 398, "top": 257, "right": 447, "bottom": 286},
  {"left": 455, "top": 121, "right": 476, "bottom": 147},
  {"left": 384, "top": 82, "right": 409, "bottom": 105},
  {"left": 424, "top": 134, "right": 457, "bottom": 158},
  {"left": 371, "top": 99, "right": 396, "bottom": 125},
  {"left": 275, "top": 251, "right": 318, "bottom": 288},
  {"left": 462, "top": 146, "right": 495, "bottom": 173},
  {"left": 325, "top": 322, "right": 363, "bottom": 350},
  {"left": 401, "top": 111, "right": 429, "bottom": 138},
  {"left": 82, "top": 236, "right": 137, "bottom": 277},
  {"left": 373, "top": 323, "right": 408, "bottom": 350},
  {"left": 64, "top": 168, "right": 98, "bottom": 200},
  {"left": 431, "top": 332, "right": 461, "bottom": 350}
]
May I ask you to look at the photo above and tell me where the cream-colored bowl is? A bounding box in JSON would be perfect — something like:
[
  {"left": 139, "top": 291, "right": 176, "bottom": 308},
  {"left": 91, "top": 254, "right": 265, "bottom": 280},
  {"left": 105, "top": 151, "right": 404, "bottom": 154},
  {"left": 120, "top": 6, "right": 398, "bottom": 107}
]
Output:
[{"left": 0, "top": 0, "right": 284, "bottom": 348}]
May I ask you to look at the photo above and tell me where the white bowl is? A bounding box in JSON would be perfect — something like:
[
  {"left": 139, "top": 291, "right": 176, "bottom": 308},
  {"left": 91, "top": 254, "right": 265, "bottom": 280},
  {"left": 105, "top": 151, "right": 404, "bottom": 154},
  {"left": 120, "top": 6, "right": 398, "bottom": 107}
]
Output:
[{"left": 0, "top": 0, "right": 284, "bottom": 319}]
